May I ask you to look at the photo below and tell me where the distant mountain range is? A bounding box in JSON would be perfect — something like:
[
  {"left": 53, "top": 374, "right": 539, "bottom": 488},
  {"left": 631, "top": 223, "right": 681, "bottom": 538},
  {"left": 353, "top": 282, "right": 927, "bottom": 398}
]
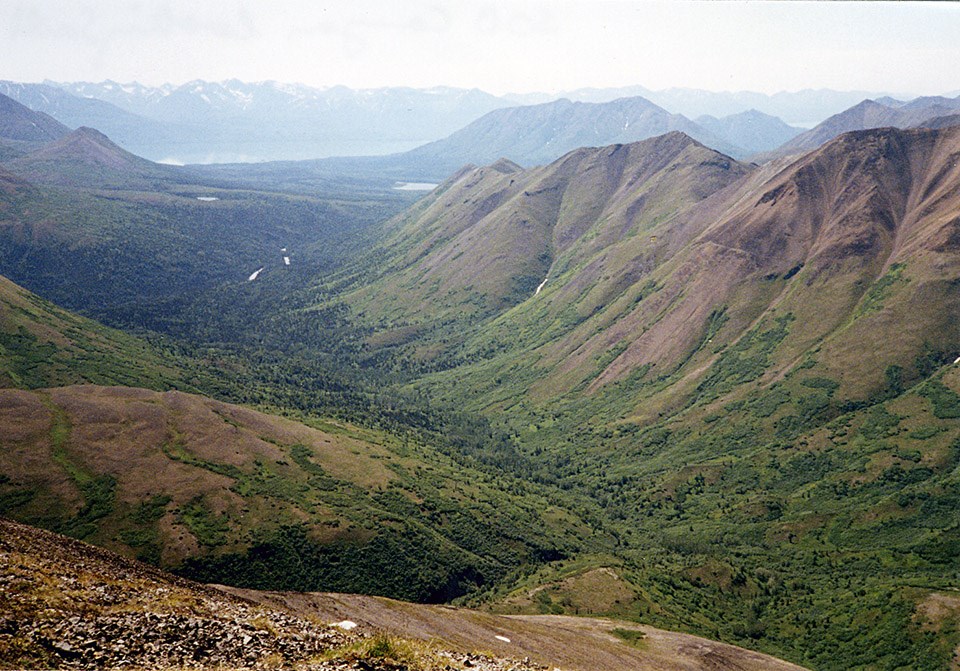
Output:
[
  {"left": 0, "top": 80, "right": 514, "bottom": 163},
  {"left": 504, "top": 86, "right": 896, "bottom": 126},
  {"left": 6, "top": 78, "right": 958, "bottom": 171},
  {"left": 261, "top": 96, "right": 800, "bottom": 183},
  {"left": 756, "top": 94, "right": 960, "bottom": 160},
  {"left": 1, "top": 80, "right": 922, "bottom": 166}
]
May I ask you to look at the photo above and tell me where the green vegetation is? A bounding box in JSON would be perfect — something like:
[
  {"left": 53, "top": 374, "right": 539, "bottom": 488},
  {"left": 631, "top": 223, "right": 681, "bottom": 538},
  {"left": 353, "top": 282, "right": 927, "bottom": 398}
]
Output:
[
  {"left": 322, "top": 633, "right": 457, "bottom": 671},
  {"left": 694, "top": 314, "right": 794, "bottom": 402},
  {"left": 611, "top": 628, "right": 646, "bottom": 648},
  {"left": 920, "top": 379, "right": 960, "bottom": 419},
  {"left": 856, "top": 262, "right": 908, "bottom": 316},
  {"left": 3, "top": 138, "right": 960, "bottom": 671}
]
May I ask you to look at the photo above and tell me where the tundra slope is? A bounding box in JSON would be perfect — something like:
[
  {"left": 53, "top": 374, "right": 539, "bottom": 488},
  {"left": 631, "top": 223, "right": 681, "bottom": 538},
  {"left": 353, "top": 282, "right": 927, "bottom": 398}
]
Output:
[
  {"left": 297, "top": 126, "right": 960, "bottom": 668},
  {"left": 342, "top": 125, "right": 960, "bottom": 410}
]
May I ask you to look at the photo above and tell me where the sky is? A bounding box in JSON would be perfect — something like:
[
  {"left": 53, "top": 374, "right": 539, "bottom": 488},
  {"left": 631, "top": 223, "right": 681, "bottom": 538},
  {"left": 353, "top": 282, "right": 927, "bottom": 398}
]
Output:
[{"left": 1, "top": 0, "right": 958, "bottom": 97}]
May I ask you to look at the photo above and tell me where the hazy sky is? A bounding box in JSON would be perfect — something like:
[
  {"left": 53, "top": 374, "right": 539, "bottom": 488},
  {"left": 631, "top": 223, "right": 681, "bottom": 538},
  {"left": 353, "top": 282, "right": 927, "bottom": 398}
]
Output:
[{"left": 1, "top": 0, "right": 958, "bottom": 96}]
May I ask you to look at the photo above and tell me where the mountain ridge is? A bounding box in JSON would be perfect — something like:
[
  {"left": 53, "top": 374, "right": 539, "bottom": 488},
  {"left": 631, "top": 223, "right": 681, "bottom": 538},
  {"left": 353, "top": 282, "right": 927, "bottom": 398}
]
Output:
[
  {"left": 345, "top": 132, "right": 752, "bottom": 335},
  {"left": 757, "top": 95, "right": 960, "bottom": 161},
  {"left": 394, "top": 96, "right": 744, "bottom": 175},
  {"left": 0, "top": 92, "right": 70, "bottom": 144},
  {"left": 4, "top": 126, "right": 182, "bottom": 189}
]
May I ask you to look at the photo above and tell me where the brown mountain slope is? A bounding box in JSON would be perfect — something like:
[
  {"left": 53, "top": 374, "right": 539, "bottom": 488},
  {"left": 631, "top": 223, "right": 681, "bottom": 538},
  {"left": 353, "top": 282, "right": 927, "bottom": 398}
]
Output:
[
  {"left": 342, "top": 126, "right": 960, "bottom": 420},
  {"left": 0, "top": 92, "right": 70, "bottom": 145},
  {"left": 525, "top": 125, "right": 960, "bottom": 403},
  {"left": 350, "top": 132, "right": 752, "bottom": 339},
  {"left": 223, "top": 587, "right": 809, "bottom": 671},
  {"left": 0, "top": 383, "right": 590, "bottom": 602},
  {"left": 687, "top": 125, "right": 960, "bottom": 396},
  {"left": 0, "top": 385, "right": 392, "bottom": 566},
  {"left": 0, "top": 517, "right": 552, "bottom": 671},
  {"left": 0, "top": 517, "right": 347, "bottom": 669}
]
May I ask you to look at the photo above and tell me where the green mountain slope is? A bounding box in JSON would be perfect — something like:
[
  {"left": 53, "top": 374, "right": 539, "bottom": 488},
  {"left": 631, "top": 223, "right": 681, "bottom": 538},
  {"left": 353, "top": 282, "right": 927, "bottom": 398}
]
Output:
[
  {"left": 0, "top": 270, "right": 600, "bottom": 604},
  {"left": 0, "top": 384, "right": 595, "bottom": 603},
  {"left": 290, "top": 126, "right": 960, "bottom": 669},
  {"left": 344, "top": 133, "right": 752, "bottom": 359},
  {"left": 4, "top": 126, "right": 182, "bottom": 190},
  {"left": 0, "top": 273, "right": 190, "bottom": 390}
]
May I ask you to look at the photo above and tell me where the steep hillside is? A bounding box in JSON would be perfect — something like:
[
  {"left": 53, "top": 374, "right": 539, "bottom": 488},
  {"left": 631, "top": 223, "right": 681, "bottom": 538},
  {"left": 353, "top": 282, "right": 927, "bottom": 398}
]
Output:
[
  {"left": 760, "top": 95, "right": 960, "bottom": 160},
  {"left": 0, "top": 517, "right": 351, "bottom": 670},
  {"left": 0, "top": 273, "right": 190, "bottom": 390},
  {"left": 0, "top": 92, "right": 70, "bottom": 143},
  {"left": 343, "top": 132, "right": 752, "bottom": 350},
  {"left": 358, "top": 126, "right": 960, "bottom": 408},
  {"left": 0, "top": 92, "right": 70, "bottom": 161}
]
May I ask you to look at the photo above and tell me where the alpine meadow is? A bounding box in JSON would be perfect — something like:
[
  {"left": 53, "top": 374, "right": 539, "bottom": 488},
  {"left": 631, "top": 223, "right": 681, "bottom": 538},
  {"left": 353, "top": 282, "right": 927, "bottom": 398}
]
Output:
[{"left": 1, "top": 3, "right": 960, "bottom": 670}]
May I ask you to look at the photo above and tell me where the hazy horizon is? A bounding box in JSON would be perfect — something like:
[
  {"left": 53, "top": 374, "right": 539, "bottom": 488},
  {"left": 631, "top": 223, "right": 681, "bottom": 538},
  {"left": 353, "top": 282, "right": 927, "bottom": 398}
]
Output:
[{"left": 1, "top": 1, "right": 958, "bottom": 98}]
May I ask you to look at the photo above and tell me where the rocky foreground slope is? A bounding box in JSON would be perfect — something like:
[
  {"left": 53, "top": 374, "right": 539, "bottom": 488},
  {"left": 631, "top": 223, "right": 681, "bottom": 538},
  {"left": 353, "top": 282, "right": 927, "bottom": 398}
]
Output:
[
  {"left": 0, "top": 518, "right": 543, "bottom": 670},
  {"left": 0, "top": 517, "right": 806, "bottom": 670}
]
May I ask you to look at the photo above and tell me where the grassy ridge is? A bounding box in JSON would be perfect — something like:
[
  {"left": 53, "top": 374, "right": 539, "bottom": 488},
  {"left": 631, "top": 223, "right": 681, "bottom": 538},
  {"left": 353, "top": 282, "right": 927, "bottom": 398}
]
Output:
[{"left": 0, "top": 385, "right": 599, "bottom": 603}]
